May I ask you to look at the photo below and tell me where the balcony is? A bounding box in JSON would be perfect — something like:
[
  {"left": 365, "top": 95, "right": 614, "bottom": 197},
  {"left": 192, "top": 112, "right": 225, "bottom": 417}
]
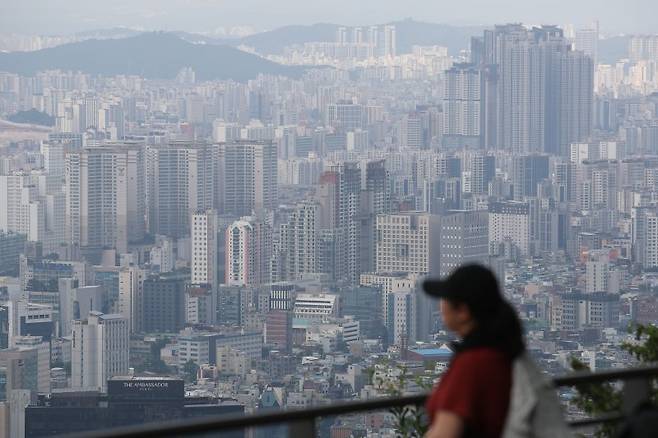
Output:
[{"left": 67, "top": 365, "right": 658, "bottom": 438}]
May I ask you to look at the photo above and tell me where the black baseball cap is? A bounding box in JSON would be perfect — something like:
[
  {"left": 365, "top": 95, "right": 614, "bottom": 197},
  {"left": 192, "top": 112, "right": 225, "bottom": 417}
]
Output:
[{"left": 423, "top": 264, "right": 503, "bottom": 315}]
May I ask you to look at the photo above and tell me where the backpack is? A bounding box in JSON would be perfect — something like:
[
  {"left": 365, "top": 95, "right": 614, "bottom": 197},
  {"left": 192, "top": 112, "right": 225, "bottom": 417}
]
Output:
[
  {"left": 502, "top": 353, "right": 573, "bottom": 438},
  {"left": 616, "top": 403, "right": 658, "bottom": 438}
]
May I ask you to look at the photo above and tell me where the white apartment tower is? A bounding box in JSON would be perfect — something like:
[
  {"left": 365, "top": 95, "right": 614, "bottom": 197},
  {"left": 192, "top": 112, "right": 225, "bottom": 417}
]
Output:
[
  {"left": 225, "top": 216, "right": 272, "bottom": 286},
  {"left": 645, "top": 212, "right": 658, "bottom": 269},
  {"left": 276, "top": 202, "right": 319, "bottom": 281},
  {"left": 0, "top": 174, "right": 46, "bottom": 245},
  {"left": 118, "top": 266, "right": 145, "bottom": 334},
  {"left": 191, "top": 210, "right": 218, "bottom": 288},
  {"left": 387, "top": 290, "right": 416, "bottom": 346},
  {"left": 71, "top": 311, "right": 129, "bottom": 392}
]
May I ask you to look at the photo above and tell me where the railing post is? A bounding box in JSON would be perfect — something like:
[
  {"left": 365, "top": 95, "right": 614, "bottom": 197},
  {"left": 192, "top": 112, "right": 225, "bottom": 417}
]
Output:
[
  {"left": 288, "top": 418, "right": 316, "bottom": 438},
  {"left": 622, "top": 376, "right": 652, "bottom": 415}
]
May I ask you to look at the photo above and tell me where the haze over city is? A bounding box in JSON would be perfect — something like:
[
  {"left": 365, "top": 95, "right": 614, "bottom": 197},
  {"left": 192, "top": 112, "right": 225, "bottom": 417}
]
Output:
[
  {"left": 1, "top": 0, "right": 656, "bottom": 34},
  {"left": 2, "top": 1, "right": 658, "bottom": 437}
]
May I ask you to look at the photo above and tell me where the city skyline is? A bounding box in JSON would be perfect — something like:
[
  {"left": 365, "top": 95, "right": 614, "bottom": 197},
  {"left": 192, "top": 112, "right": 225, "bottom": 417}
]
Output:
[
  {"left": 0, "top": 0, "right": 656, "bottom": 35},
  {"left": 1, "top": 10, "right": 658, "bottom": 437}
]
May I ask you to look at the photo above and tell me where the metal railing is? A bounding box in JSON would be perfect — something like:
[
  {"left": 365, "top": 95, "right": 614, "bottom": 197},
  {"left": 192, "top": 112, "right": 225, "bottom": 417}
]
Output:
[{"left": 67, "top": 364, "right": 658, "bottom": 438}]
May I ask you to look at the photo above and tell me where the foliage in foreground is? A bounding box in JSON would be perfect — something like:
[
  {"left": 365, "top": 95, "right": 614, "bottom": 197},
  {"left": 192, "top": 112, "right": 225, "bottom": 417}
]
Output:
[
  {"left": 370, "top": 361, "right": 435, "bottom": 437},
  {"left": 571, "top": 323, "right": 658, "bottom": 438}
]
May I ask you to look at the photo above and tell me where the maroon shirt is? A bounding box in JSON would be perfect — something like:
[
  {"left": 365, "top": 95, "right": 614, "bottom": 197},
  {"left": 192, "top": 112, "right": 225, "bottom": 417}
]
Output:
[{"left": 426, "top": 347, "right": 512, "bottom": 438}]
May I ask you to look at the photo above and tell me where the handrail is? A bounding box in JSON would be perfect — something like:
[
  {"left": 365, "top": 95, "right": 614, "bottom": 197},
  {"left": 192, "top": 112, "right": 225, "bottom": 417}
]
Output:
[
  {"left": 62, "top": 364, "right": 658, "bottom": 438},
  {"left": 553, "top": 363, "right": 658, "bottom": 386},
  {"left": 63, "top": 394, "right": 427, "bottom": 438}
]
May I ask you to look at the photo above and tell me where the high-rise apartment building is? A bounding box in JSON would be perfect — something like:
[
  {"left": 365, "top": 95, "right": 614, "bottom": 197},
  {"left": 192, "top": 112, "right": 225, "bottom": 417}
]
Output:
[
  {"left": 65, "top": 143, "right": 145, "bottom": 254},
  {"left": 0, "top": 174, "right": 46, "bottom": 246},
  {"left": 191, "top": 210, "right": 218, "bottom": 288},
  {"left": 629, "top": 35, "right": 658, "bottom": 62},
  {"left": 474, "top": 24, "right": 593, "bottom": 155},
  {"left": 225, "top": 215, "right": 272, "bottom": 286},
  {"left": 336, "top": 163, "right": 362, "bottom": 284},
  {"left": 575, "top": 23, "right": 599, "bottom": 66},
  {"left": 551, "top": 50, "right": 594, "bottom": 156},
  {"left": 443, "top": 63, "right": 481, "bottom": 147},
  {"left": 360, "top": 160, "right": 392, "bottom": 273},
  {"left": 387, "top": 290, "right": 416, "bottom": 346},
  {"left": 71, "top": 311, "right": 129, "bottom": 392},
  {"left": 274, "top": 202, "right": 319, "bottom": 282},
  {"left": 118, "top": 266, "right": 144, "bottom": 334},
  {"left": 219, "top": 141, "right": 277, "bottom": 216},
  {"left": 399, "top": 113, "right": 423, "bottom": 149},
  {"left": 147, "top": 142, "right": 218, "bottom": 238},
  {"left": 382, "top": 25, "right": 397, "bottom": 57},
  {"left": 316, "top": 164, "right": 362, "bottom": 284}
]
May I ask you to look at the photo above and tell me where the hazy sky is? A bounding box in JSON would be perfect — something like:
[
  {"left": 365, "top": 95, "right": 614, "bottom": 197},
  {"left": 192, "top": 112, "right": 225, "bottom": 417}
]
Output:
[{"left": 1, "top": 0, "right": 656, "bottom": 35}]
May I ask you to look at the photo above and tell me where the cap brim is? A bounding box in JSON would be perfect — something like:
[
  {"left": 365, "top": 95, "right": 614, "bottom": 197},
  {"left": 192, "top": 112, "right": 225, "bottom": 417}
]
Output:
[{"left": 422, "top": 279, "right": 452, "bottom": 298}]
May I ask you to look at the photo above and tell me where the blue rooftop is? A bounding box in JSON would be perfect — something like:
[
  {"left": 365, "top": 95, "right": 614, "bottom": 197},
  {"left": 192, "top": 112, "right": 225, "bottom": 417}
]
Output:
[{"left": 408, "top": 348, "right": 453, "bottom": 358}]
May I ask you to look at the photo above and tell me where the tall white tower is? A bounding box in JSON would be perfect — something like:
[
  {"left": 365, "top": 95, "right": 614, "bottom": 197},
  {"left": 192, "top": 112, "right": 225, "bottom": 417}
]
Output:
[
  {"left": 191, "top": 209, "right": 218, "bottom": 287},
  {"left": 71, "top": 311, "right": 129, "bottom": 392}
]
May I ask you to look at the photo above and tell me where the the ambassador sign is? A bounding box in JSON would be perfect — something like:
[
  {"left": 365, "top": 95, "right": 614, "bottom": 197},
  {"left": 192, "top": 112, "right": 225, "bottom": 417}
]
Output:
[{"left": 122, "top": 381, "right": 170, "bottom": 390}]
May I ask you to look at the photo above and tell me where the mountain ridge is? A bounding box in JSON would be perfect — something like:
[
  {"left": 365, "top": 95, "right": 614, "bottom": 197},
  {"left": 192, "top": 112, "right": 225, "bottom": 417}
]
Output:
[{"left": 0, "top": 32, "right": 303, "bottom": 81}]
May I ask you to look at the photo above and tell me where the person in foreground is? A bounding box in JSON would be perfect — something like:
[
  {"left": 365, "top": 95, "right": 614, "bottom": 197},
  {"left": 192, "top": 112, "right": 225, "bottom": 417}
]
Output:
[{"left": 423, "top": 264, "right": 525, "bottom": 438}]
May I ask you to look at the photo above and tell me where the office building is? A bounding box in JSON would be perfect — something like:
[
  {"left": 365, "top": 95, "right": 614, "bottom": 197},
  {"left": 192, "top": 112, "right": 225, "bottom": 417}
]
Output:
[
  {"left": 6, "top": 301, "right": 54, "bottom": 348},
  {"left": 575, "top": 24, "right": 599, "bottom": 65},
  {"left": 25, "top": 377, "right": 243, "bottom": 437},
  {"left": 326, "top": 101, "right": 363, "bottom": 132},
  {"left": 185, "top": 283, "right": 216, "bottom": 326},
  {"left": 438, "top": 210, "right": 489, "bottom": 277},
  {"left": 375, "top": 212, "right": 439, "bottom": 275},
  {"left": 512, "top": 154, "right": 550, "bottom": 200},
  {"left": 142, "top": 273, "right": 186, "bottom": 333},
  {"left": 293, "top": 293, "right": 339, "bottom": 321},
  {"left": 12, "top": 336, "right": 50, "bottom": 394},
  {"left": 265, "top": 310, "right": 293, "bottom": 352},
  {"left": 488, "top": 201, "right": 531, "bottom": 257},
  {"left": 0, "top": 232, "right": 26, "bottom": 276}
]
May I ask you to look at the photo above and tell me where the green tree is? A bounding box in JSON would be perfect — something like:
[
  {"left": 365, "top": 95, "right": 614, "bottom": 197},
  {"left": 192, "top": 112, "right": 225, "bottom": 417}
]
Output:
[
  {"left": 182, "top": 360, "right": 199, "bottom": 384},
  {"left": 372, "top": 363, "right": 434, "bottom": 438},
  {"left": 571, "top": 323, "right": 658, "bottom": 438}
]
